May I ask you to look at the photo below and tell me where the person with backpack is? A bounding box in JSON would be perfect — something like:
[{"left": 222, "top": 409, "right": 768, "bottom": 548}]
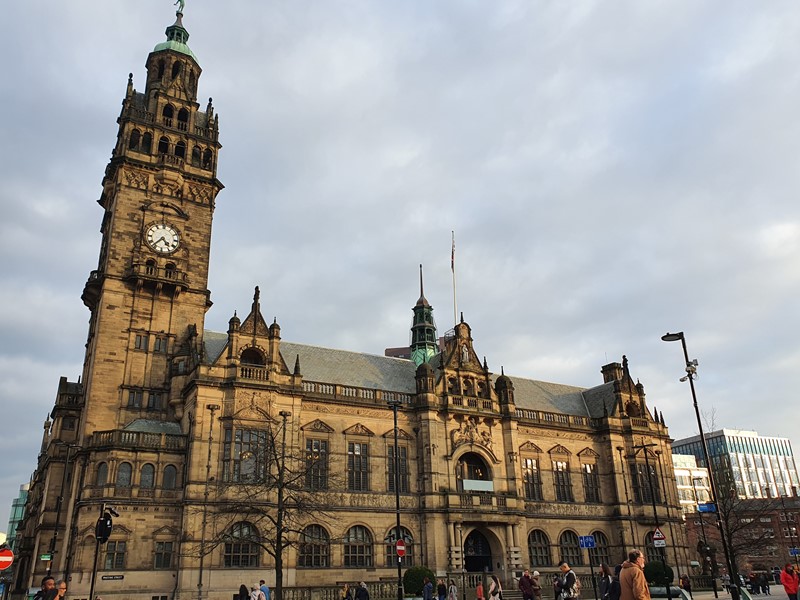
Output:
[{"left": 557, "top": 561, "right": 579, "bottom": 600}]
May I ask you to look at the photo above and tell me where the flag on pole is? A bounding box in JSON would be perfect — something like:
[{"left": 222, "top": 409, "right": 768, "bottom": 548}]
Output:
[{"left": 451, "top": 231, "right": 455, "bottom": 273}]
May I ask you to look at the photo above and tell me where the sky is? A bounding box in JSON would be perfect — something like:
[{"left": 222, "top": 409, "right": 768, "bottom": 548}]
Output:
[{"left": 1, "top": 0, "right": 800, "bottom": 530}]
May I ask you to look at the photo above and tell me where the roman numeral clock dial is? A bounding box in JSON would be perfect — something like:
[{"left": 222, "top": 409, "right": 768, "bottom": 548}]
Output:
[{"left": 145, "top": 223, "right": 181, "bottom": 254}]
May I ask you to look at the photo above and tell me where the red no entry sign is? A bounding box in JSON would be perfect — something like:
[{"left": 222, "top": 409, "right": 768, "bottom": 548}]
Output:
[
  {"left": 0, "top": 548, "right": 14, "bottom": 570},
  {"left": 396, "top": 540, "right": 406, "bottom": 557}
]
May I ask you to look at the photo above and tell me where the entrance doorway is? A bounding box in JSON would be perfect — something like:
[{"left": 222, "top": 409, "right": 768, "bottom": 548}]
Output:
[{"left": 464, "top": 530, "right": 492, "bottom": 573}]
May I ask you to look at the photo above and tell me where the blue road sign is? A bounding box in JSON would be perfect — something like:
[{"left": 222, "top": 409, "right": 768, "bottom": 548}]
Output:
[
  {"left": 698, "top": 502, "right": 717, "bottom": 513},
  {"left": 790, "top": 548, "right": 799, "bottom": 557},
  {"left": 579, "top": 535, "right": 596, "bottom": 549}
]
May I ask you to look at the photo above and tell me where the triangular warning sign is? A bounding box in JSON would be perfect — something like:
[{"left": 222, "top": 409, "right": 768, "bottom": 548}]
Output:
[{"left": 652, "top": 527, "right": 666, "bottom": 541}]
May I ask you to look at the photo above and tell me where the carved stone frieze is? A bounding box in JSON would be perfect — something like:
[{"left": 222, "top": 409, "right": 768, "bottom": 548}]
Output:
[
  {"left": 124, "top": 168, "right": 149, "bottom": 190},
  {"left": 343, "top": 423, "right": 375, "bottom": 437},
  {"left": 301, "top": 418, "right": 334, "bottom": 433}
]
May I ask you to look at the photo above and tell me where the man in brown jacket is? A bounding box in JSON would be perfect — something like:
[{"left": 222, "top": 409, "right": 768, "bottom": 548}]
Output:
[{"left": 619, "top": 550, "right": 650, "bottom": 600}]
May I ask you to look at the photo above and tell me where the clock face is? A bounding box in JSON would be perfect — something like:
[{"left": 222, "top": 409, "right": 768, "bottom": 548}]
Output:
[{"left": 146, "top": 223, "right": 180, "bottom": 254}]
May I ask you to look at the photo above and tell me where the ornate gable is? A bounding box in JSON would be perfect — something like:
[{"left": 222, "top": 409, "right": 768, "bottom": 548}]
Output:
[
  {"left": 381, "top": 428, "right": 414, "bottom": 441},
  {"left": 578, "top": 448, "right": 599, "bottom": 458},
  {"left": 239, "top": 286, "right": 270, "bottom": 336},
  {"left": 519, "top": 441, "right": 543, "bottom": 453},
  {"left": 548, "top": 444, "right": 571, "bottom": 455},
  {"left": 301, "top": 419, "right": 335, "bottom": 434},
  {"left": 343, "top": 423, "right": 375, "bottom": 437}
]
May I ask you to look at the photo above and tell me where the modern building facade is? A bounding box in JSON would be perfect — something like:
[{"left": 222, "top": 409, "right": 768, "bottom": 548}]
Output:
[
  {"left": 6, "top": 485, "right": 29, "bottom": 553},
  {"left": 673, "top": 430, "right": 800, "bottom": 499},
  {"left": 672, "top": 455, "right": 710, "bottom": 516},
  {"left": 13, "top": 7, "right": 688, "bottom": 600}
]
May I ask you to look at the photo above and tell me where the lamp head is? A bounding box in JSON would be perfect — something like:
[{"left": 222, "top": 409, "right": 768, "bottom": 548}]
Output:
[{"left": 661, "top": 332, "right": 684, "bottom": 342}]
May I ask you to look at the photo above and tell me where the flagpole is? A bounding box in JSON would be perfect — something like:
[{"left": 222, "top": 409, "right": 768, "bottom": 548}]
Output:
[{"left": 451, "top": 231, "right": 458, "bottom": 326}]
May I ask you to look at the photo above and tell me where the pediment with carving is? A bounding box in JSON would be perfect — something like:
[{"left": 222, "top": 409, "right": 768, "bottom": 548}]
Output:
[
  {"left": 519, "top": 441, "right": 543, "bottom": 453},
  {"left": 343, "top": 423, "right": 375, "bottom": 437},
  {"left": 301, "top": 419, "right": 334, "bottom": 433},
  {"left": 548, "top": 444, "right": 571, "bottom": 455},
  {"left": 382, "top": 428, "right": 414, "bottom": 441},
  {"left": 578, "top": 448, "right": 599, "bottom": 458}
]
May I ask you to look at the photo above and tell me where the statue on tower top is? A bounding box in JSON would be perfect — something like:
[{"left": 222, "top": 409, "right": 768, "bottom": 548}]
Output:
[{"left": 174, "top": 0, "right": 185, "bottom": 14}]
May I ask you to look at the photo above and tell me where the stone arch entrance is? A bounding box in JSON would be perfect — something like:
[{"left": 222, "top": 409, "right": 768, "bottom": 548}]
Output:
[{"left": 464, "top": 529, "right": 493, "bottom": 573}]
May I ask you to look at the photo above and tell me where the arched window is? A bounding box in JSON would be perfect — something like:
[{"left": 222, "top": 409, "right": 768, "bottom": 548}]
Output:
[
  {"left": 165, "top": 263, "right": 177, "bottom": 279},
  {"left": 157, "top": 59, "right": 165, "bottom": 79},
  {"left": 140, "top": 464, "right": 155, "bottom": 489},
  {"left": 644, "top": 531, "right": 666, "bottom": 563},
  {"left": 171, "top": 61, "right": 182, "bottom": 79},
  {"left": 142, "top": 132, "right": 153, "bottom": 154},
  {"left": 343, "top": 525, "right": 373, "bottom": 567},
  {"left": 559, "top": 530, "right": 583, "bottom": 566},
  {"left": 96, "top": 462, "right": 108, "bottom": 486},
  {"left": 298, "top": 525, "right": 329, "bottom": 568},
  {"left": 116, "top": 462, "right": 133, "bottom": 488},
  {"left": 241, "top": 347, "right": 265, "bottom": 366},
  {"left": 223, "top": 522, "right": 260, "bottom": 567},
  {"left": 191, "top": 146, "right": 201, "bottom": 167},
  {"left": 163, "top": 465, "right": 178, "bottom": 490},
  {"left": 129, "top": 129, "right": 141, "bottom": 151},
  {"left": 528, "top": 530, "right": 551, "bottom": 567},
  {"left": 202, "top": 149, "right": 213, "bottom": 169},
  {"left": 178, "top": 108, "right": 189, "bottom": 131},
  {"left": 145, "top": 259, "right": 157, "bottom": 276},
  {"left": 588, "top": 531, "right": 610, "bottom": 567},
  {"left": 162, "top": 105, "right": 174, "bottom": 127},
  {"left": 158, "top": 136, "right": 170, "bottom": 155},
  {"left": 385, "top": 527, "right": 414, "bottom": 567},
  {"left": 456, "top": 452, "right": 491, "bottom": 492},
  {"left": 188, "top": 71, "right": 196, "bottom": 94},
  {"left": 175, "top": 141, "right": 186, "bottom": 159}
]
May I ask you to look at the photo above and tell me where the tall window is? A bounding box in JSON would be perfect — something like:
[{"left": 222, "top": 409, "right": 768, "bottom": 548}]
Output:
[
  {"left": 154, "top": 541, "right": 173, "bottom": 569},
  {"left": 553, "top": 460, "right": 574, "bottom": 502},
  {"left": 645, "top": 531, "right": 666, "bottom": 563},
  {"left": 135, "top": 334, "right": 149, "bottom": 350},
  {"left": 385, "top": 527, "right": 414, "bottom": 567},
  {"left": 522, "top": 458, "right": 543, "bottom": 501},
  {"left": 298, "top": 525, "right": 329, "bottom": 568},
  {"left": 559, "top": 531, "right": 583, "bottom": 566},
  {"left": 305, "top": 439, "right": 329, "bottom": 491},
  {"left": 631, "top": 463, "right": 661, "bottom": 504},
  {"left": 343, "top": 525, "right": 373, "bottom": 567},
  {"left": 128, "top": 390, "right": 143, "bottom": 408},
  {"left": 163, "top": 465, "right": 178, "bottom": 490},
  {"left": 104, "top": 541, "right": 126, "bottom": 569},
  {"left": 588, "top": 531, "right": 610, "bottom": 567},
  {"left": 348, "top": 442, "right": 370, "bottom": 491},
  {"left": 527, "top": 530, "right": 551, "bottom": 567},
  {"left": 388, "top": 446, "right": 409, "bottom": 493},
  {"left": 224, "top": 522, "right": 260, "bottom": 567},
  {"left": 140, "top": 464, "right": 155, "bottom": 490},
  {"left": 116, "top": 463, "right": 132, "bottom": 488},
  {"left": 582, "top": 463, "right": 601, "bottom": 503},
  {"left": 153, "top": 337, "right": 168, "bottom": 353},
  {"left": 96, "top": 463, "right": 108, "bottom": 486},
  {"left": 223, "top": 428, "right": 270, "bottom": 483}
]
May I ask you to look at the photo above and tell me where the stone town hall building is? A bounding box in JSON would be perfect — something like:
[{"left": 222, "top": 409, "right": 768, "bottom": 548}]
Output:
[{"left": 13, "top": 8, "right": 687, "bottom": 600}]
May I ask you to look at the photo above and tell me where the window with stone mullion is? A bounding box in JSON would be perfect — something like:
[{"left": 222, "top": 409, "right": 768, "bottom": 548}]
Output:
[
  {"left": 631, "top": 463, "right": 660, "bottom": 504},
  {"left": 348, "top": 442, "right": 370, "bottom": 491},
  {"left": 388, "top": 446, "right": 409, "bottom": 493},
  {"left": 582, "top": 463, "right": 601, "bottom": 503},
  {"left": 553, "top": 460, "right": 574, "bottom": 502},
  {"left": 523, "top": 458, "right": 543, "bottom": 501},
  {"left": 305, "top": 439, "right": 329, "bottom": 491}
]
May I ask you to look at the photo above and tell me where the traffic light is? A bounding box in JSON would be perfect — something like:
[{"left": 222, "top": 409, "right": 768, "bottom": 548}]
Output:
[{"left": 95, "top": 512, "right": 114, "bottom": 543}]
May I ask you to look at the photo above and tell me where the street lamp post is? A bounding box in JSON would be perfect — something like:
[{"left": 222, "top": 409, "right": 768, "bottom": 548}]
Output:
[
  {"left": 632, "top": 441, "right": 672, "bottom": 600},
  {"left": 662, "top": 332, "right": 740, "bottom": 600},
  {"left": 692, "top": 477, "right": 717, "bottom": 598},
  {"left": 387, "top": 398, "right": 403, "bottom": 600},
  {"left": 275, "top": 410, "right": 292, "bottom": 600},
  {"left": 456, "top": 524, "right": 466, "bottom": 600}
]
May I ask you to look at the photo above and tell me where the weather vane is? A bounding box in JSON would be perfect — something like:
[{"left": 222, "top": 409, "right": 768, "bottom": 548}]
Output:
[{"left": 174, "top": 0, "right": 185, "bottom": 14}]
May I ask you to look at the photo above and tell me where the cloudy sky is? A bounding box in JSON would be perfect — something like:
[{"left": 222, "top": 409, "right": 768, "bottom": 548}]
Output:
[{"left": 1, "top": 1, "right": 799, "bottom": 529}]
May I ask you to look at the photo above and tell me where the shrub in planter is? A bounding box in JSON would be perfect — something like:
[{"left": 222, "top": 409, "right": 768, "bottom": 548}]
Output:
[
  {"left": 644, "top": 561, "right": 674, "bottom": 586},
  {"left": 404, "top": 566, "right": 436, "bottom": 596}
]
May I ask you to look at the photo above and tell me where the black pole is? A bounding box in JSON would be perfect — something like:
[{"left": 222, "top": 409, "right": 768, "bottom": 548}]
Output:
[
  {"left": 692, "top": 478, "right": 717, "bottom": 598},
  {"left": 390, "top": 401, "right": 403, "bottom": 600},
  {"left": 276, "top": 410, "right": 291, "bottom": 600},
  {"left": 458, "top": 526, "right": 466, "bottom": 600},
  {"left": 88, "top": 502, "right": 107, "bottom": 600},
  {"left": 197, "top": 404, "right": 219, "bottom": 600},
  {"left": 638, "top": 442, "right": 673, "bottom": 600},
  {"left": 662, "top": 333, "right": 740, "bottom": 600},
  {"left": 588, "top": 545, "right": 598, "bottom": 600}
]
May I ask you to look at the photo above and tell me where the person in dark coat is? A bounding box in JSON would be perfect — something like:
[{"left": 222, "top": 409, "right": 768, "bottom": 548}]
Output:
[
  {"left": 239, "top": 585, "right": 249, "bottom": 600},
  {"left": 355, "top": 582, "right": 370, "bottom": 600}
]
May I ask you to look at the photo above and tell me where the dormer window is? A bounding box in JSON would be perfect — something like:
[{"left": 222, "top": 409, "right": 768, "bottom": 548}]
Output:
[{"left": 240, "top": 347, "right": 265, "bottom": 366}]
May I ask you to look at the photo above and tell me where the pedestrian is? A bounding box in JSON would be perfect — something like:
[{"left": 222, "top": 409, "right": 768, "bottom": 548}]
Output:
[
  {"left": 531, "top": 571, "right": 543, "bottom": 600},
  {"left": 355, "top": 582, "right": 370, "bottom": 600},
  {"left": 249, "top": 585, "right": 265, "bottom": 600},
  {"left": 260, "top": 580, "right": 270, "bottom": 600},
  {"left": 239, "top": 585, "right": 249, "bottom": 600},
  {"left": 476, "top": 581, "right": 485, "bottom": 600},
  {"left": 489, "top": 575, "right": 503, "bottom": 600},
  {"left": 761, "top": 574, "right": 771, "bottom": 595},
  {"left": 438, "top": 579, "right": 448, "bottom": 600},
  {"left": 33, "top": 577, "right": 56, "bottom": 600},
  {"left": 55, "top": 580, "right": 68, "bottom": 600},
  {"left": 448, "top": 579, "right": 458, "bottom": 600},
  {"left": 780, "top": 563, "right": 799, "bottom": 600},
  {"left": 557, "top": 561, "right": 578, "bottom": 600},
  {"left": 609, "top": 565, "right": 623, "bottom": 600},
  {"left": 599, "top": 565, "right": 614, "bottom": 600},
  {"left": 553, "top": 576, "right": 561, "bottom": 600},
  {"left": 423, "top": 578, "right": 434, "bottom": 600},
  {"left": 619, "top": 550, "right": 650, "bottom": 600},
  {"left": 520, "top": 569, "right": 535, "bottom": 600},
  {"left": 342, "top": 583, "right": 353, "bottom": 600},
  {"left": 680, "top": 575, "right": 692, "bottom": 599}
]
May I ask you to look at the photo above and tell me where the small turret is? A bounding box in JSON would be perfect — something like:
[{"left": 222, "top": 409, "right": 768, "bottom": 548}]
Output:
[{"left": 410, "top": 265, "right": 438, "bottom": 367}]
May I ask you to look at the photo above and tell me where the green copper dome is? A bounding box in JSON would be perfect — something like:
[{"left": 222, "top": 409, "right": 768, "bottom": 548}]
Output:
[{"left": 153, "top": 12, "right": 198, "bottom": 62}]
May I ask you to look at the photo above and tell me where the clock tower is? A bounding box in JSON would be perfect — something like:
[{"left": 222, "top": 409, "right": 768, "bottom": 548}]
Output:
[{"left": 79, "top": 7, "right": 222, "bottom": 434}]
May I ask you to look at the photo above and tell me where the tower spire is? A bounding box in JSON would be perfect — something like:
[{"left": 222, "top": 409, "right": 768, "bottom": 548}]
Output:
[{"left": 410, "top": 264, "right": 438, "bottom": 367}]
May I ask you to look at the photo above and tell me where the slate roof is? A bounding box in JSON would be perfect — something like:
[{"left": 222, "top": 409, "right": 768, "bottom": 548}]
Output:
[
  {"left": 202, "top": 330, "right": 618, "bottom": 418},
  {"left": 123, "top": 419, "right": 183, "bottom": 435}
]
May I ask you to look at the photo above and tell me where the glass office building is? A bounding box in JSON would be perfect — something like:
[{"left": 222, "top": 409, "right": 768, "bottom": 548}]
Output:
[{"left": 672, "top": 429, "right": 800, "bottom": 499}]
